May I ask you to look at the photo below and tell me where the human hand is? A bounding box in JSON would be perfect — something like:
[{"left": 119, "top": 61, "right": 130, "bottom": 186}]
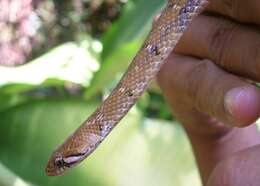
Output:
[
  {"left": 156, "top": 0, "right": 260, "bottom": 184},
  {"left": 157, "top": 0, "right": 260, "bottom": 136}
]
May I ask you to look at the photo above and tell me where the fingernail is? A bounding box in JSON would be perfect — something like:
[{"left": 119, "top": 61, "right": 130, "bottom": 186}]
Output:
[{"left": 224, "top": 87, "right": 244, "bottom": 116}]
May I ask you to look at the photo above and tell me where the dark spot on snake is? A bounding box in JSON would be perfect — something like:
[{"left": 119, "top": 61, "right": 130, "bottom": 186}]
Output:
[
  {"left": 126, "top": 90, "right": 134, "bottom": 97},
  {"left": 98, "top": 124, "right": 103, "bottom": 131},
  {"left": 179, "top": 7, "right": 187, "bottom": 15},
  {"left": 147, "top": 44, "right": 160, "bottom": 56}
]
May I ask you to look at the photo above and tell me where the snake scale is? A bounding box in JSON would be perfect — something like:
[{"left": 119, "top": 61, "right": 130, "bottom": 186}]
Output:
[{"left": 46, "top": 0, "right": 209, "bottom": 176}]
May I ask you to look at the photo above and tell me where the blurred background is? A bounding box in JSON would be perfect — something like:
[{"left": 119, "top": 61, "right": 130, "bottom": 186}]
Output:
[{"left": 0, "top": 0, "right": 205, "bottom": 185}]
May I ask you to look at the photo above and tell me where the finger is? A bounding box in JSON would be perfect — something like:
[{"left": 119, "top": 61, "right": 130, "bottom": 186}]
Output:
[
  {"left": 205, "top": 0, "right": 260, "bottom": 25},
  {"left": 175, "top": 14, "right": 260, "bottom": 81},
  {"left": 158, "top": 54, "right": 260, "bottom": 127}
]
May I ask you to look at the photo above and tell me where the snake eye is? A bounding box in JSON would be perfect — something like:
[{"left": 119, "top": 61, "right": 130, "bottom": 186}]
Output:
[{"left": 54, "top": 157, "right": 64, "bottom": 168}]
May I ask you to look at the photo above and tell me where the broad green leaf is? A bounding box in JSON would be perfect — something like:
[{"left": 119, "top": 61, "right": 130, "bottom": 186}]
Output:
[
  {"left": 0, "top": 98, "right": 200, "bottom": 186},
  {"left": 0, "top": 93, "right": 27, "bottom": 112},
  {"left": 0, "top": 163, "right": 35, "bottom": 186},
  {"left": 0, "top": 98, "right": 140, "bottom": 186}
]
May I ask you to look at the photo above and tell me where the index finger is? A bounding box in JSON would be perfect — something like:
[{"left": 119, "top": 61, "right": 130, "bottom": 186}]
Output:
[{"left": 206, "top": 0, "right": 260, "bottom": 25}]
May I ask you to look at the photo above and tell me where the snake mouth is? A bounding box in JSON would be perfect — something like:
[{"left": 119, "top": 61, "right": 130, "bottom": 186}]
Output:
[
  {"left": 45, "top": 168, "right": 66, "bottom": 176},
  {"left": 45, "top": 153, "right": 67, "bottom": 176},
  {"left": 45, "top": 161, "right": 67, "bottom": 176}
]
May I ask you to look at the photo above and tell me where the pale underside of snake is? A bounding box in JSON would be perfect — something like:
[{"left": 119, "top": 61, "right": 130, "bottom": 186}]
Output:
[{"left": 46, "top": 0, "right": 210, "bottom": 176}]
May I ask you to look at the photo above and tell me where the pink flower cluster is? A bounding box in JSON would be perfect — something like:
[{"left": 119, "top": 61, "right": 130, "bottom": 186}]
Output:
[{"left": 0, "top": 0, "right": 40, "bottom": 66}]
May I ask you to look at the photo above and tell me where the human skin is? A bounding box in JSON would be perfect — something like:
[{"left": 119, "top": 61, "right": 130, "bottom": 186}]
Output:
[{"left": 156, "top": 0, "right": 260, "bottom": 185}]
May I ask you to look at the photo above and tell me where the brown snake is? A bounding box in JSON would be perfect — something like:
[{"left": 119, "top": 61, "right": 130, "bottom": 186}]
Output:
[{"left": 46, "top": 0, "right": 210, "bottom": 176}]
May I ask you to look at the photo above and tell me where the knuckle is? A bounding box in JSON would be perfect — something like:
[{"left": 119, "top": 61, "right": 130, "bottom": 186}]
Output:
[
  {"left": 187, "top": 60, "right": 223, "bottom": 114},
  {"left": 187, "top": 60, "right": 213, "bottom": 102},
  {"left": 208, "top": 19, "right": 238, "bottom": 67}
]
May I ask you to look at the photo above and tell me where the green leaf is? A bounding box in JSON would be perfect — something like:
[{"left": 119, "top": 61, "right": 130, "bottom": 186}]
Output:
[
  {"left": 0, "top": 98, "right": 140, "bottom": 186},
  {"left": 102, "top": 0, "right": 166, "bottom": 59},
  {"left": 0, "top": 40, "right": 100, "bottom": 94},
  {"left": 0, "top": 163, "right": 36, "bottom": 186},
  {"left": 0, "top": 93, "right": 28, "bottom": 112},
  {"left": 85, "top": 0, "right": 166, "bottom": 99},
  {"left": 0, "top": 97, "right": 200, "bottom": 186},
  {"left": 84, "top": 41, "right": 140, "bottom": 99}
]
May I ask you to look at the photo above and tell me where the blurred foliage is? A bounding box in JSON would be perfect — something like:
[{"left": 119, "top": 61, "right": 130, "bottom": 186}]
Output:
[{"left": 0, "top": 0, "right": 211, "bottom": 186}]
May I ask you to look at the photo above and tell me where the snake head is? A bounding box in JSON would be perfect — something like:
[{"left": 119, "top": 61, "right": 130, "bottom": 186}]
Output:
[
  {"left": 45, "top": 118, "right": 105, "bottom": 176},
  {"left": 45, "top": 151, "right": 87, "bottom": 176},
  {"left": 45, "top": 131, "right": 102, "bottom": 176}
]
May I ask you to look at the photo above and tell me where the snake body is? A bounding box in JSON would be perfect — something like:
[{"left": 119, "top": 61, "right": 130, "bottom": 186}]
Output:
[{"left": 46, "top": 0, "right": 209, "bottom": 176}]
